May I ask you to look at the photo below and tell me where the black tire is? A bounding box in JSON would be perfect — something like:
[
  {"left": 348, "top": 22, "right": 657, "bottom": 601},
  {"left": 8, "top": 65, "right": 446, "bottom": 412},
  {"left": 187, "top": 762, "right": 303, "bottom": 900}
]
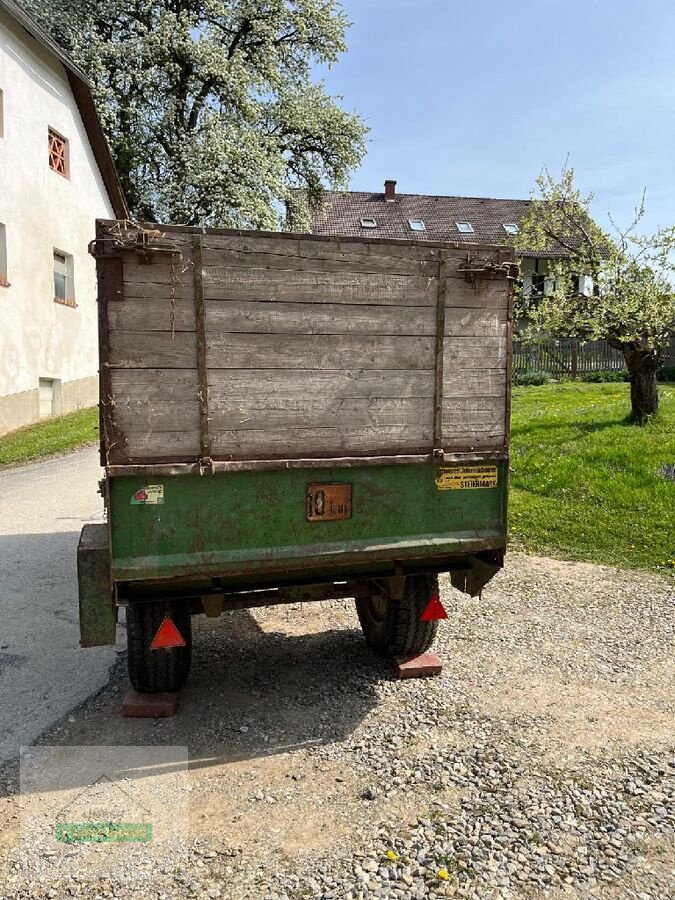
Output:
[
  {"left": 126, "top": 599, "right": 192, "bottom": 693},
  {"left": 356, "top": 574, "right": 440, "bottom": 657}
]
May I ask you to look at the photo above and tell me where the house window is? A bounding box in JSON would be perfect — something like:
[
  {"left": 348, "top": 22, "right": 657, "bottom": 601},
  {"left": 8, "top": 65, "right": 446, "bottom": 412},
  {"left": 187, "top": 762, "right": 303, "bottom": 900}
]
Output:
[
  {"left": 531, "top": 273, "right": 546, "bottom": 297},
  {"left": 53, "top": 250, "right": 76, "bottom": 306},
  {"left": 408, "top": 219, "right": 426, "bottom": 232},
  {"left": 503, "top": 223, "right": 519, "bottom": 235},
  {"left": 48, "top": 127, "right": 69, "bottom": 177},
  {"left": 360, "top": 218, "right": 377, "bottom": 228},
  {"left": 455, "top": 222, "right": 474, "bottom": 234},
  {"left": 0, "top": 224, "right": 7, "bottom": 287}
]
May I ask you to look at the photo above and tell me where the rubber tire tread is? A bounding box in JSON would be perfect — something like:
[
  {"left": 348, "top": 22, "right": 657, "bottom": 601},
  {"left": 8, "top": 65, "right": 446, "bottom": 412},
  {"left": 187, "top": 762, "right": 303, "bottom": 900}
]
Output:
[
  {"left": 126, "top": 600, "right": 192, "bottom": 693},
  {"left": 356, "top": 574, "right": 439, "bottom": 658}
]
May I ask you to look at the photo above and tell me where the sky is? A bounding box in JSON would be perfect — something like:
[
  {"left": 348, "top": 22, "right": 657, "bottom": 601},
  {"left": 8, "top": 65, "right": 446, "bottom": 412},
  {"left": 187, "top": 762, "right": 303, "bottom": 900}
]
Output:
[{"left": 318, "top": 0, "right": 675, "bottom": 235}]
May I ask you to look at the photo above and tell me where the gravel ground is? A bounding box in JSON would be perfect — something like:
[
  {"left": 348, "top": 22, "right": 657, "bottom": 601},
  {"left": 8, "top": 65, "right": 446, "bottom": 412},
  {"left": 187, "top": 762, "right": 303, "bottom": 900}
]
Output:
[{"left": 0, "top": 552, "right": 673, "bottom": 899}]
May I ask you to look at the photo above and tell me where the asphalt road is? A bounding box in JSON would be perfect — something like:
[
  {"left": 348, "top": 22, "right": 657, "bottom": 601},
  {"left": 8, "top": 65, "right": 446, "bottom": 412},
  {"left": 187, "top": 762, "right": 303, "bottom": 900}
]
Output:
[{"left": 0, "top": 448, "right": 118, "bottom": 763}]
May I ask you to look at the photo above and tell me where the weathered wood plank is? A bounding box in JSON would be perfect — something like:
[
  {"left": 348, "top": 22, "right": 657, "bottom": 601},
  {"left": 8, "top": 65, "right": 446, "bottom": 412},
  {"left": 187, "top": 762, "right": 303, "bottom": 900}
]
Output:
[
  {"left": 208, "top": 369, "right": 435, "bottom": 399},
  {"left": 122, "top": 431, "right": 202, "bottom": 458},
  {"left": 206, "top": 333, "right": 435, "bottom": 371},
  {"left": 442, "top": 430, "right": 506, "bottom": 450},
  {"left": 167, "top": 230, "right": 460, "bottom": 263},
  {"left": 444, "top": 307, "right": 508, "bottom": 336},
  {"left": 201, "top": 246, "right": 440, "bottom": 277},
  {"left": 108, "top": 331, "right": 197, "bottom": 368},
  {"left": 123, "top": 279, "right": 195, "bottom": 302},
  {"left": 444, "top": 336, "right": 508, "bottom": 370},
  {"left": 111, "top": 369, "right": 199, "bottom": 401},
  {"left": 117, "top": 395, "right": 504, "bottom": 435},
  {"left": 109, "top": 367, "right": 505, "bottom": 405},
  {"left": 108, "top": 297, "right": 508, "bottom": 337},
  {"left": 114, "top": 400, "right": 201, "bottom": 433},
  {"left": 208, "top": 398, "right": 433, "bottom": 431},
  {"left": 205, "top": 300, "right": 436, "bottom": 336},
  {"left": 109, "top": 297, "right": 196, "bottom": 332},
  {"left": 202, "top": 267, "right": 438, "bottom": 306},
  {"left": 210, "top": 426, "right": 434, "bottom": 457}
]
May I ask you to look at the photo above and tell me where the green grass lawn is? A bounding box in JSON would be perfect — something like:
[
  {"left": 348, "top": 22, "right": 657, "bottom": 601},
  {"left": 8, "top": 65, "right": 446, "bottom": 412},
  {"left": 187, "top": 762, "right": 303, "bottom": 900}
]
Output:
[
  {"left": 0, "top": 407, "right": 99, "bottom": 468},
  {"left": 509, "top": 382, "right": 675, "bottom": 578}
]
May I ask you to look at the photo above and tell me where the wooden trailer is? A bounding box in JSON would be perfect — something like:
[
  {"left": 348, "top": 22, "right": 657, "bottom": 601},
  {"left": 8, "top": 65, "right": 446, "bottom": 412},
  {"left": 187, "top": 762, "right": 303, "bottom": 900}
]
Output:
[{"left": 78, "top": 220, "right": 517, "bottom": 692}]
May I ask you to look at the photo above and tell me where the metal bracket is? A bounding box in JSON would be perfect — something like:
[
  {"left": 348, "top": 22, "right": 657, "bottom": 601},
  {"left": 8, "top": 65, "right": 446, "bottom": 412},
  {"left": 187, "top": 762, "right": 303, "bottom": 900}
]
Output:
[
  {"left": 202, "top": 594, "right": 224, "bottom": 618},
  {"left": 457, "top": 255, "right": 520, "bottom": 284},
  {"left": 199, "top": 456, "right": 214, "bottom": 476}
]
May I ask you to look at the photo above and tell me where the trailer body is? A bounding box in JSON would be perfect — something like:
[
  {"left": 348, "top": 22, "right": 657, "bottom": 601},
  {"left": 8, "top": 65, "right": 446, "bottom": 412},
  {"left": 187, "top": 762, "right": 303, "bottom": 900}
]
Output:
[{"left": 80, "top": 221, "right": 515, "bottom": 689}]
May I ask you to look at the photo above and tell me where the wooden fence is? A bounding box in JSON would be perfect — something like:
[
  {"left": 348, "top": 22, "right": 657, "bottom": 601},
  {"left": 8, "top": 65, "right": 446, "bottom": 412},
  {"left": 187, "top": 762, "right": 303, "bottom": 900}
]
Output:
[{"left": 513, "top": 338, "right": 675, "bottom": 377}]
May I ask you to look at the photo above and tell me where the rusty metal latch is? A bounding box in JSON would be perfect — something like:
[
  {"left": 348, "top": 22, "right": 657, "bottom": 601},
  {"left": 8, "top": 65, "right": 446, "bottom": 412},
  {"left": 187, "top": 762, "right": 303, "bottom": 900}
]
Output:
[
  {"left": 457, "top": 258, "right": 520, "bottom": 283},
  {"left": 88, "top": 223, "right": 180, "bottom": 262},
  {"left": 199, "top": 456, "right": 214, "bottom": 476}
]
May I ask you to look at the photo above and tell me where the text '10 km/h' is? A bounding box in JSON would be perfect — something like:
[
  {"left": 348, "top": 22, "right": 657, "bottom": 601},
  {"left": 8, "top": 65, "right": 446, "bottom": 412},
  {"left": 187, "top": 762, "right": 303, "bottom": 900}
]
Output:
[{"left": 306, "top": 483, "right": 353, "bottom": 522}]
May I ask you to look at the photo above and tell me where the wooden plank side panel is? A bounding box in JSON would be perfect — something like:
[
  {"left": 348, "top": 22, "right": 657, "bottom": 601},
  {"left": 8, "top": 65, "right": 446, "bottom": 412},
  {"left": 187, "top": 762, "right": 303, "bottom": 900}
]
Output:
[{"left": 106, "top": 227, "right": 513, "bottom": 461}]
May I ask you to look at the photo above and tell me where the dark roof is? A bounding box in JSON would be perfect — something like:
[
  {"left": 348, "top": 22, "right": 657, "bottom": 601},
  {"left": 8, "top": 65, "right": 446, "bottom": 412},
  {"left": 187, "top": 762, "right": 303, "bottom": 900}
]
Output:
[
  {"left": 311, "top": 189, "right": 549, "bottom": 257},
  {"left": 0, "top": 0, "right": 128, "bottom": 219}
]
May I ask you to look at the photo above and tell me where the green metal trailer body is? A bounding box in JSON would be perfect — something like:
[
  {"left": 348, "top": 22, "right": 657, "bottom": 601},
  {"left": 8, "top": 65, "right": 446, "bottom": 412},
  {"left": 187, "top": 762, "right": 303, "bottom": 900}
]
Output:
[
  {"left": 80, "top": 221, "right": 516, "bottom": 691},
  {"left": 108, "top": 460, "right": 507, "bottom": 587}
]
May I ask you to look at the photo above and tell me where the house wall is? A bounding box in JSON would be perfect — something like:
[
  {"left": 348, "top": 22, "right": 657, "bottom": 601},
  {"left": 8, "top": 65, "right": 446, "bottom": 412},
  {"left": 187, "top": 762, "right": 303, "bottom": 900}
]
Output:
[{"left": 0, "top": 10, "right": 113, "bottom": 435}]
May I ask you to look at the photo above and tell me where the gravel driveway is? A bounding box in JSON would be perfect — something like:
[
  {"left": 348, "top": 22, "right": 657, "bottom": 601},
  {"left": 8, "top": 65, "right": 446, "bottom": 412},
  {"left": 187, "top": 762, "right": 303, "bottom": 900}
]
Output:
[{"left": 0, "top": 553, "right": 673, "bottom": 899}]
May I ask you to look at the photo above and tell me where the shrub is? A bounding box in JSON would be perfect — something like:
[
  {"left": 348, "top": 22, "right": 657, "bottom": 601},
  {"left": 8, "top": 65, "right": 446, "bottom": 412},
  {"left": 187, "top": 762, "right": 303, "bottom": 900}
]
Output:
[
  {"left": 657, "top": 365, "right": 675, "bottom": 383},
  {"left": 580, "top": 369, "right": 630, "bottom": 383},
  {"left": 514, "top": 372, "right": 549, "bottom": 386}
]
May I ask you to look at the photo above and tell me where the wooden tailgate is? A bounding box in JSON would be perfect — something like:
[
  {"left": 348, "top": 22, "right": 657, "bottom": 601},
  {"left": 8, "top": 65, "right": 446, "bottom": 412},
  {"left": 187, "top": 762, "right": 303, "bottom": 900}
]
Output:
[{"left": 96, "top": 222, "right": 514, "bottom": 466}]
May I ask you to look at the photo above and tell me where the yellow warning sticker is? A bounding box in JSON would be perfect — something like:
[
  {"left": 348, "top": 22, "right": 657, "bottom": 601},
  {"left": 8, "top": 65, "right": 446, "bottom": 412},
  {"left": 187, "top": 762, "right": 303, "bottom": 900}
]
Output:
[{"left": 435, "top": 465, "right": 499, "bottom": 490}]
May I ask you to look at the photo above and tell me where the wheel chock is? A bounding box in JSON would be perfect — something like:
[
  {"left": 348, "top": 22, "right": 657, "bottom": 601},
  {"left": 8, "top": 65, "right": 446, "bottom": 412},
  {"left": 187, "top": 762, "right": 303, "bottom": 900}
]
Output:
[
  {"left": 392, "top": 651, "right": 443, "bottom": 679},
  {"left": 121, "top": 690, "right": 179, "bottom": 718}
]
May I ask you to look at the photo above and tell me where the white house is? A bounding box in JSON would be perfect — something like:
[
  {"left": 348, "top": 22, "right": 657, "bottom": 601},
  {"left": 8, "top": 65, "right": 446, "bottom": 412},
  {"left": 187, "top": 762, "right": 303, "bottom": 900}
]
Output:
[{"left": 0, "top": 0, "right": 127, "bottom": 435}]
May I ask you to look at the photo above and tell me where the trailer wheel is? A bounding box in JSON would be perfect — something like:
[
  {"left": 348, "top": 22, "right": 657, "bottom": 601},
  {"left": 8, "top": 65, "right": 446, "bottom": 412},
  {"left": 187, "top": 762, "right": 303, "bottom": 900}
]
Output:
[
  {"left": 126, "top": 600, "right": 192, "bottom": 693},
  {"left": 356, "top": 574, "right": 440, "bottom": 658}
]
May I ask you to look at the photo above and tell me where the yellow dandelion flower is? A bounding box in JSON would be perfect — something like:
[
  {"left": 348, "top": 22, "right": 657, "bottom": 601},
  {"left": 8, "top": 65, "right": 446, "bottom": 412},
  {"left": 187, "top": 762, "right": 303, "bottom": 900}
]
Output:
[
  {"left": 386, "top": 849, "right": 398, "bottom": 862},
  {"left": 438, "top": 868, "right": 450, "bottom": 880}
]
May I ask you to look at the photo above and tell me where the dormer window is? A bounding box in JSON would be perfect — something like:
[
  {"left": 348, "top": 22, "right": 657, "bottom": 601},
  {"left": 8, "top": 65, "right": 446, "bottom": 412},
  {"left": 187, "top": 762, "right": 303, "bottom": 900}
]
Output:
[
  {"left": 455, "top": 222, "right": 474, "bottom": 234},
  {"left": 408, "top": 219, "right": 426, "bottom": 232},
  {"left": 503, "top": 223, "right": 519, "bottom": 235},
  {"left": 360, "top": 218, "right": 377, "bottom": 229}
]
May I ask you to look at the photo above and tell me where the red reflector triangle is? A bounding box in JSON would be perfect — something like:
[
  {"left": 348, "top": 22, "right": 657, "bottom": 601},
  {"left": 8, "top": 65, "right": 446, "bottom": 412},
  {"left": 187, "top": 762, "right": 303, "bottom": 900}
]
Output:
[
  {"left": 420, "top": 592, "right": 448, "bottom": 621},
  {"left": 150, "top": 616, "right": 186, "bottom": 650}
]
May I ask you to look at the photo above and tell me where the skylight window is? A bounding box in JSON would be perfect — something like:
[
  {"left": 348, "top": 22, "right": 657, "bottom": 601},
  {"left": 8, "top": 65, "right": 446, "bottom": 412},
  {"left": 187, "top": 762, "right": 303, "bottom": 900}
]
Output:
[
  {"left": 360, "top": 218, "right": 377, "bottom": 228},
  {"left": 503, "top": 223, "right": 519, "bottom": 235},
  {"left": 408, "top": 219, "right": 426, "bottom": 232},
  {"left": 455, "top": 222, "right": 474, "bottom": 234}
]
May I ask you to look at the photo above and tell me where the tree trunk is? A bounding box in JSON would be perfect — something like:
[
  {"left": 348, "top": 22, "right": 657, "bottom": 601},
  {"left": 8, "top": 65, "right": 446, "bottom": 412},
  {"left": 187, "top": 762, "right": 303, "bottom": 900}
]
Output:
[{"left": 623, "top": 347, "right": 660, "bottom": 422}]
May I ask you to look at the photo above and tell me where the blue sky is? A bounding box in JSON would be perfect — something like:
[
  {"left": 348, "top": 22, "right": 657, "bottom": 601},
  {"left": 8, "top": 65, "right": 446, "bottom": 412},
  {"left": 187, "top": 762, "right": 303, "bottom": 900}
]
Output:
[{"left": 319, "top": 0, "right": 675, "bottom": 235}]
